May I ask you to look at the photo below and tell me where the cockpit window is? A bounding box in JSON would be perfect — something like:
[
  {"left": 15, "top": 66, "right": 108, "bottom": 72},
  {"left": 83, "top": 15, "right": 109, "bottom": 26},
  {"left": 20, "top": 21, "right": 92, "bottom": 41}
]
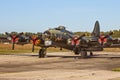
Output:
[
  {"left": 55, "top": 26, "right": 66, "bottom": 30},
  {"left": 44, "top": 31, "right": 51, "bottom": 35}
]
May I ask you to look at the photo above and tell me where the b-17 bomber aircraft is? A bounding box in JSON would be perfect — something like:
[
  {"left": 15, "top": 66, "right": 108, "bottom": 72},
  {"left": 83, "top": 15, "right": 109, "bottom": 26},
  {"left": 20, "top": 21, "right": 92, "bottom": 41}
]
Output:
[
  {"left": 5, "top": 21, "right": 120, "bottom": 58},
  {"left": 34, "top": 21, "right": 120, "bottom": 58}
]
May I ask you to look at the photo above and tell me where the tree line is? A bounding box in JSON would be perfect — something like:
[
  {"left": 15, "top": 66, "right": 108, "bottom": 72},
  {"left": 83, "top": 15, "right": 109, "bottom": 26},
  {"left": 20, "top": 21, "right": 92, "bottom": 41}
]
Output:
[
  {"left": 0, "top": 29, "right": 120, "bottom": 38},
  {"left": 74, "top": 29, "right": 120, "bottom": 38}
]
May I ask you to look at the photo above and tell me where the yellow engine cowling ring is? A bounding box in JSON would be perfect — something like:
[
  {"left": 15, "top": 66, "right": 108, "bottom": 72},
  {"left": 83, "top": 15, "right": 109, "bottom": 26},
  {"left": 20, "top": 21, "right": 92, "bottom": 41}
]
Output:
[{"left": 35, "top": 39, "right": 41, "bottom": 46}]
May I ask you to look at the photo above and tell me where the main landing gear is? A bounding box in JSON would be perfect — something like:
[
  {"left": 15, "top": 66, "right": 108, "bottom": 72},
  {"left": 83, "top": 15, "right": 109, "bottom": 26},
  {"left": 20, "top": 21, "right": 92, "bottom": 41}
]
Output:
[
  {"left": 81, "top": 51, "right": 87, "bottom": 58},
  {"left": 73, "top": 47, "right": 94, "bottom": 58},
  {"left": 39, "top": 48, "right": 47, "bottom": 58},
  {"left": 80, "top": 51, "right": 94, "bottom": 58},
  {"left": 90, "top": 51, "right": 93, "bottom": 56},
  {"left": 38, "top": 47, "right": 93, "bottom": 58},
  {"left": 73, "top": 47, "right": 88, "bottom": 58}
]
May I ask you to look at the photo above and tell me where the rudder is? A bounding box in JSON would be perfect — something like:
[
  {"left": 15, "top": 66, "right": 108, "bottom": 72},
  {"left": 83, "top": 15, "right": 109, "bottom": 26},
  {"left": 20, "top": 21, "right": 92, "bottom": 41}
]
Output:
[{"left": 91, "top": 21, "right": 100, "bottom": 38}]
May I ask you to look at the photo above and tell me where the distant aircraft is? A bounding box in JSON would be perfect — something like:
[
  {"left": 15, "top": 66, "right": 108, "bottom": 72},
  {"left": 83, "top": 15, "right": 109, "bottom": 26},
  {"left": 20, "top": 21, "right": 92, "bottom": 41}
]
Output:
[
  {"left": 0, "top": 37, "right": 9, "bottom": 43},
  {"left": 5, "top": 32, "right": 30, "bottom": 50},
  {"left": 5, "top": 32, "right": 41, "bottom": 52},
  {"left": 35, "top": 21, "right": 120, "bottom": 58}
]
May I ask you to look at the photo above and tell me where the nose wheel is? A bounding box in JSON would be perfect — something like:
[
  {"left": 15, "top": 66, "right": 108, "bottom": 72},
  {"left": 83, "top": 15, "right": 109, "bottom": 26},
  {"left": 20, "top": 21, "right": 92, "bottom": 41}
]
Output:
[{"left": 39, "top": 48, "right": 46, "bottom": 58}]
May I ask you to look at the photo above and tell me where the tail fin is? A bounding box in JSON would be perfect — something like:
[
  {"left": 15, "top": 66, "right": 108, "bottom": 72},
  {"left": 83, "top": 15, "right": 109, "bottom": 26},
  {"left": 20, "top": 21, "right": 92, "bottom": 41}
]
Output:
[{"left": 91, "top": 21, "right": 100, "bottom": 37}]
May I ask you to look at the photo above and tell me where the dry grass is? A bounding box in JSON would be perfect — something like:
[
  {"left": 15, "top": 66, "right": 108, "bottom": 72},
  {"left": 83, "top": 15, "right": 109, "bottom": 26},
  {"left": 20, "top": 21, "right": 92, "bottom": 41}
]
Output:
[
  {"left": 0, "top": 44, "right": 69, "bottom": 54},
  {"left": 112, "top": 68, "right": 120, "bottom": 72},
  {"left": 104, "top": 48, "right": 120, "bottom": 52},
  {"left": 0, "top": 43, "right": 120, "bottom": 54}
]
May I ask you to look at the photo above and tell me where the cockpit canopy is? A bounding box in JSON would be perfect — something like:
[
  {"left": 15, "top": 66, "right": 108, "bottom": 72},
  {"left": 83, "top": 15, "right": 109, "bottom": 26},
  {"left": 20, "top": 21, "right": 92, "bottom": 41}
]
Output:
[{"left": 55, "top": 26, "right": 66, "bottom": 30}]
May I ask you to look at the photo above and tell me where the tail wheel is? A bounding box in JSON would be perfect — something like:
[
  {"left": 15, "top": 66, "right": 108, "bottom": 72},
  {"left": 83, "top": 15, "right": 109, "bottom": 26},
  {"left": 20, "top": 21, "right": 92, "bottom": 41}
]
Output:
[
  {"left": 81, "top": 51, "right": 87, "bottom": 58},
  {"left": 39, "top": 48, "right": 46, "bottom": 58}
]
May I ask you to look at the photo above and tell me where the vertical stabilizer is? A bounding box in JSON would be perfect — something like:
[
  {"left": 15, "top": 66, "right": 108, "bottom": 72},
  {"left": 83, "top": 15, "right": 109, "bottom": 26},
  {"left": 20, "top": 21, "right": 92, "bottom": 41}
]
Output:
[{"left": 91, "top": 21, "right": 100, "bottom": 37}]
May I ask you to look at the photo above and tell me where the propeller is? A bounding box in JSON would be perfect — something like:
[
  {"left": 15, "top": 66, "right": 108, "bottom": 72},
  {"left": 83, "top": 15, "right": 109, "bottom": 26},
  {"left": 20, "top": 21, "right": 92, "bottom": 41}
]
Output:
[
  {"left": 30, "top": 34, "right": 44, "bottom": 52},
  {"left": 5, "top": 32, "right": 24, "bottom": 50},
  {"left": 71, "top": 34, "right": 86, "bottom": 46},
  {"left": 99, "top": 32, "right": 113, "bottom": 46}
]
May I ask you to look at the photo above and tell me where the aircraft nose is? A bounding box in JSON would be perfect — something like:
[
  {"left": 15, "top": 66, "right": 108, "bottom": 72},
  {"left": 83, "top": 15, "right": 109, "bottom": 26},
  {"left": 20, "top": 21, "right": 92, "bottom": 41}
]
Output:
[
  {"left": 44, "top": 31, "right": 51, "bottom": 39},
  {"left": 44, "top": 31, "right": 51, "bottom": 35}
]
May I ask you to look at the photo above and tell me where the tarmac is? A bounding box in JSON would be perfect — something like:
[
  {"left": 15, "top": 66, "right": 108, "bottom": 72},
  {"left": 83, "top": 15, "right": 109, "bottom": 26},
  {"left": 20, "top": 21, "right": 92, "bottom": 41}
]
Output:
[{"left": 0, "top": 52, "right": 120, "bottom": 80}]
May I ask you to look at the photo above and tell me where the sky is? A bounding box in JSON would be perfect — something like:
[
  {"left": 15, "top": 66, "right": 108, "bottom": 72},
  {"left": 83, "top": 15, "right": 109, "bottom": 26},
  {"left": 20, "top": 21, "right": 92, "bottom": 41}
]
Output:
[{"left": 0, "top": 0, "right": 120, "bottom": 33}]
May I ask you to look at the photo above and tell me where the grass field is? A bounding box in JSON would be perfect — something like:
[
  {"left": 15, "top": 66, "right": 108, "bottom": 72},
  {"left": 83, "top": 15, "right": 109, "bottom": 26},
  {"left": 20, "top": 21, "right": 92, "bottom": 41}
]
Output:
[
  {"left": 0, "top": 43, "right": 120, "bottom": 54},
  {"left": 0, "top": 44, "right": 69, "bottom": 54},
  {"left": 112, "top": 68, "right": 120, "bottom": 72}
]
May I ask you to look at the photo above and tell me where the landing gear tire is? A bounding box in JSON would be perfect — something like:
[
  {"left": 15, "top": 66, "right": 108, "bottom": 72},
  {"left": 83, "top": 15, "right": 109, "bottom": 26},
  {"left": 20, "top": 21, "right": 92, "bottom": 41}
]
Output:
[
  {"left": 39, "top": 48, "right": 46, "bottom": 58},
  {"left": 73, "top": 47, "right": 79, "bottom": 55},
  {"left": 81, "top": 51, "right": 87, "bottom": 58},
  {"left": 90, "top": 51, "right": 93, "bottom": 56},
  {"left": 74, "top": 51, "right": 79, "bottom": 55}
]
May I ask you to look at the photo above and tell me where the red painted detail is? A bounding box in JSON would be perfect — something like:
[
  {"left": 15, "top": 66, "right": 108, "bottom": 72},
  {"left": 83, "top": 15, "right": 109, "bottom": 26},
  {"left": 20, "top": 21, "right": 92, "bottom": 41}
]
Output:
[
  {"left": 71, "top": 37, "right": 80, "bottom": 45},
  {"left": 31, "top": 38, "right": 38, "bottom": 45},
  {"left": 11, "top": 36, "right": 18, "bottom": 43},
  {"left": 98, "top": 36, "right": 107, "bottom": 44}
]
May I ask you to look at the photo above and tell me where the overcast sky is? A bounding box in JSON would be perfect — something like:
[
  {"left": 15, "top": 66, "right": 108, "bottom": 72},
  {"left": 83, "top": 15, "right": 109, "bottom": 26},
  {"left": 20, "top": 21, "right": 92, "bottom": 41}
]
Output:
[{"left": 0, "top": 0, "right": 120, "bottom": 33}]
